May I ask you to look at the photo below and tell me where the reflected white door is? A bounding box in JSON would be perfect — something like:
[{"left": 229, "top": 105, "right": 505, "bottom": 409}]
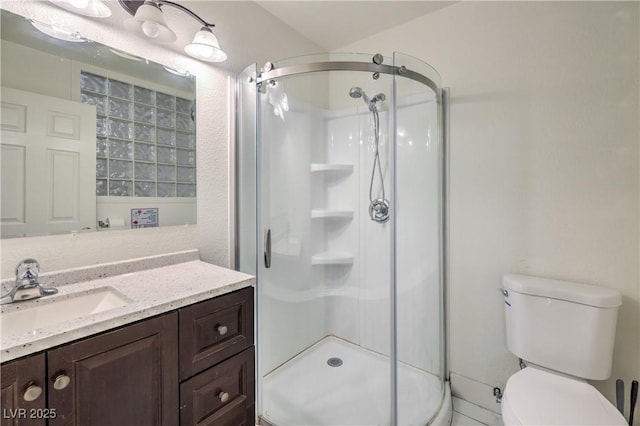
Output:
[{"left": 1, "top": 87, "right": 96, "bottom": 238}]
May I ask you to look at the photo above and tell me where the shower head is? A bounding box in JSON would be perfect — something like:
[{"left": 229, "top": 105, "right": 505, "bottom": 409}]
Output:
[
  {"left": 348, "top": 87, "right": 385, "bottom": 110},
  {"left": 348, "top": 87, "right": 362, "bottom": 98},
  {"left": 349, "top": 87, "right": 370, "bottom": 104}
]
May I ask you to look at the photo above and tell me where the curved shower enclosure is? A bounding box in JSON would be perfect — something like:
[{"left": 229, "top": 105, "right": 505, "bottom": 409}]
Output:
[{"left": 237, "top": 52, "right": 449, "bottom": 425}]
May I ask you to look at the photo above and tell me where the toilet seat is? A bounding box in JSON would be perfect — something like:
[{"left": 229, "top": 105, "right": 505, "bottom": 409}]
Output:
[{"left": 502, "top": 367, "right": 627, "bottom": 425}]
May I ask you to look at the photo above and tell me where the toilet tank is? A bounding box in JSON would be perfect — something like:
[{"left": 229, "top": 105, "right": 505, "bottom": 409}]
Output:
[{"left": 502, "top": 274, "right": 622, "bottom": 380}]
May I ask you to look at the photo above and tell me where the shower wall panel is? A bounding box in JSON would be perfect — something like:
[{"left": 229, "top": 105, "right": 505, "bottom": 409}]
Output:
[
  {"left": 322, "top": 109, "right": 392, "bottom": 356},
  {"left": 322, "top": 113, "right": 361, "bottom": 343},
  {"left": 322, "top": 98, "right": 442, "bottom": 376}
]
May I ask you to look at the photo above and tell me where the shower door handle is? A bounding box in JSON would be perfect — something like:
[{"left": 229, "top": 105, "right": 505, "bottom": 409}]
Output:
[{"left": 264, "top": 228, "right": 271, "bottom": 268}]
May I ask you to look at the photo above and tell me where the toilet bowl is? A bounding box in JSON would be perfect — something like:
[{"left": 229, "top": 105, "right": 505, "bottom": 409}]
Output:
[
  {"left": 502, "top": 366, "right": 626, "bottom": 425},
  {"left": 501, "top": 274, "right": 625, "bottom": 426}
]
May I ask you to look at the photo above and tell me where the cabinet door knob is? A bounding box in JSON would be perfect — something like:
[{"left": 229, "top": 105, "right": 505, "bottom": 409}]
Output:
[
  {"left": 217, "top": 325, "right": 228, "bottom": 336},
  {"left": 23, "top": 384, "right": 42, "bottom": 402},
  {"left": 218, "top": 391, "right": 229, "bottom": 403},
  {"left": 53, "top": 374, "right": 71, "bottom": 390}
]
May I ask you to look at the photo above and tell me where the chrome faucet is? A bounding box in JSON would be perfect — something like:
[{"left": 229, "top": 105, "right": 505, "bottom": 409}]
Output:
[{"left": 1, "top": 259, "right": 58, "bottom": 305}]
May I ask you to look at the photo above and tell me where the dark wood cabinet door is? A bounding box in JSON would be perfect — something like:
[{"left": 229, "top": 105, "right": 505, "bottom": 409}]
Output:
[
  {"left": 180, "top": 347, "right": 255, "bottom": 426},
  {"left": 0, "top": 353, "right": 46, "bottom": 426},
  {"left": 47, "top": 313, "right": 179, "bottom": 426}
]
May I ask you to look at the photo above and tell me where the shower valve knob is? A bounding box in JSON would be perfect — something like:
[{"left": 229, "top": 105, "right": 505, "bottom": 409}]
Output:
[{"left": 370, "top": 199, "right": 390, "bottom": 223}]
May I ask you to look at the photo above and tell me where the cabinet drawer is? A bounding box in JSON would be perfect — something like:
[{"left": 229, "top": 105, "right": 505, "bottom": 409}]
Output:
[
  {"left": 180, "top": 347, "right": 255, "bottom": 426},
  {"left": 179, "top": 287, "right": 253, "bottom": 379}
]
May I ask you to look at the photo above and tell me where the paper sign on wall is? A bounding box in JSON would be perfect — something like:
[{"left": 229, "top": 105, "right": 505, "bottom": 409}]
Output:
[{"left": 131, "top": 208, "right": 159, "bottom": 228}]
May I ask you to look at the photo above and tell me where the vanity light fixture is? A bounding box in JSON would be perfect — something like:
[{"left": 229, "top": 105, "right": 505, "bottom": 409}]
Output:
[
  {"left": 124, "top": 1, "right": 176, "bottom": 42},
  {"left": 30, "top": 20, "right": 89, "bottom": 43},
  {"left": 48, "top": 0, "right": 112, "bottom": 18},
  {"left": 120, "top": 0, "right": 227, "bottom": 63}
]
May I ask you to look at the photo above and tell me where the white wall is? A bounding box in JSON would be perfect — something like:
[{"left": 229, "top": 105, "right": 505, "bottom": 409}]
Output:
[{"left": 339, "top": 0, "right": 640, "bottom": 416}]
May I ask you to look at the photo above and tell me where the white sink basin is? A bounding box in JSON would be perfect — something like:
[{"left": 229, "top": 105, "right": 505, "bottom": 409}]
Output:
[{"left": 1, "top": 287, "right": 130, "bottom": 339}]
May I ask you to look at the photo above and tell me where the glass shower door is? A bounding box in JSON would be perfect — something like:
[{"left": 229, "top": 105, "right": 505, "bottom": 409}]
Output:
[
  {"left": 256, "top": 66, "right": 395, "bottom": 425},
  {"left": 393, "top": 51, "right": 445, "bottom": 425}
]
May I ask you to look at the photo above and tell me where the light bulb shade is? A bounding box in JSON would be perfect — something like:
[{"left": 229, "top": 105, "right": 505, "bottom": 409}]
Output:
[
  {"left": 184, "top": 27, "right": 227, "bottom": 62},
  {"left": 125, "top": 1, "right": 176, "bottom": 43},
  {"left": 48, "top": 0, "right": 111, "bottom": 18}
]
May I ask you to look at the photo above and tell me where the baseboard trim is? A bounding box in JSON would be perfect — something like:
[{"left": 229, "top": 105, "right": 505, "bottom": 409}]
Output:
[
  {"left": 450, "top": 373, "right": 503, "bottom": 414},
  {"left": 453, "top": 397, "right": 503, "bottom": 425}
]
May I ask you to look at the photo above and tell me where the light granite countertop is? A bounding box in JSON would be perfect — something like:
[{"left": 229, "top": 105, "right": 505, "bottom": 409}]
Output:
[{"left": 1, "top": 251, "right": 255, "bottom": 363}]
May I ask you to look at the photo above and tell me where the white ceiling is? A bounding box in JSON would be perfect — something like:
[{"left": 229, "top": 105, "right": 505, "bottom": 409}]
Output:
[
  {"left": 254, "top": 1, "right": 454, "bottom": 51},
  {"left": 1, "top": 1, "right": 455, "bottom": 73},
  {"left": 173, "top": 0, "right": 455, "bottom": 70}
]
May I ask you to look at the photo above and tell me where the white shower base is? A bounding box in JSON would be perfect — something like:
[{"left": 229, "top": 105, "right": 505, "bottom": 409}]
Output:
[{"left": 261, "top": 336, "right": 444, "bottom": 426}]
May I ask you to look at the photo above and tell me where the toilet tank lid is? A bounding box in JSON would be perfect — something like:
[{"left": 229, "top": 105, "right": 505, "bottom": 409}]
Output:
[{"left": 503, "top": 274, "right": 622, "bottom": 308}]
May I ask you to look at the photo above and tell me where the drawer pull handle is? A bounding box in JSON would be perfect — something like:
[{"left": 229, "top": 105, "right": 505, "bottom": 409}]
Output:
[
  {"left": 23, "top": 384, "right": 42, "bottom": 402},
  {"left": 53, "top": 374, "right": 71, "bottom": 390},
  {"left": 218, "top": 391, "right": 230, "bottom": 403},
  {"left": 217, "top": 325, "right": 228, "bottom": 336}
]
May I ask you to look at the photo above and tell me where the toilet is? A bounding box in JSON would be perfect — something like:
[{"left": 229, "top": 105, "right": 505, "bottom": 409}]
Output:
[{"left": 501, "top": 274, "right": 627, "bottom": 425}]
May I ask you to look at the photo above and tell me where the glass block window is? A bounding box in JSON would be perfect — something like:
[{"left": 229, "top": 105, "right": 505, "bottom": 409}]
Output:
[{"left": 81, "top": 71, "right": 196, "bottom": 197}]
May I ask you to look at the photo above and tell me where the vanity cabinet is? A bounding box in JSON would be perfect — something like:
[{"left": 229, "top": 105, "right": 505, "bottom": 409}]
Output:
[
  {"left": 0, "top": 287, "right": 255, "bottom": 426},
  {"left": 48, "top": 313, "right": 179, "bottom": 426},
  {"left": 1, "top": 353, "right": 47, "bottom": 426}
]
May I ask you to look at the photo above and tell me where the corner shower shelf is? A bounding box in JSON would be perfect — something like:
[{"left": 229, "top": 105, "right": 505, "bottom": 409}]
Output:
[
  {"left": 311, "top": 252, "right": 354, "bottom": 265},
  {"left": 310, "top": 163, "right": 354, "bottom": 173},
  {"left": 311, "top": 210, "right": 354, "bottom": 219}
]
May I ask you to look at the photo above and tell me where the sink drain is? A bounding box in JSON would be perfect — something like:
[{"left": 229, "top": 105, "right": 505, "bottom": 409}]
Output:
[{"left": 327, "top": 357, "right": 343, "bottom": 367}]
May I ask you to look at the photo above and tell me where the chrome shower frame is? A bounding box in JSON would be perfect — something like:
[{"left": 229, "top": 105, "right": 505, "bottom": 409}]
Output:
[{"left": 256, "top": 60, "right": 439, "bottom": 93}]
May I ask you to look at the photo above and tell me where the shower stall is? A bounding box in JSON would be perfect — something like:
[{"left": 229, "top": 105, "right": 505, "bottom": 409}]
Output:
[{"left": 236, "top": 52, "right": 449, "bottom": 425}]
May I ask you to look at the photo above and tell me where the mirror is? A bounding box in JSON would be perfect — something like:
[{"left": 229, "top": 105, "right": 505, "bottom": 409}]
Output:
[{"left": 1, "top": 9, "right": 197, "bottom": 239}]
